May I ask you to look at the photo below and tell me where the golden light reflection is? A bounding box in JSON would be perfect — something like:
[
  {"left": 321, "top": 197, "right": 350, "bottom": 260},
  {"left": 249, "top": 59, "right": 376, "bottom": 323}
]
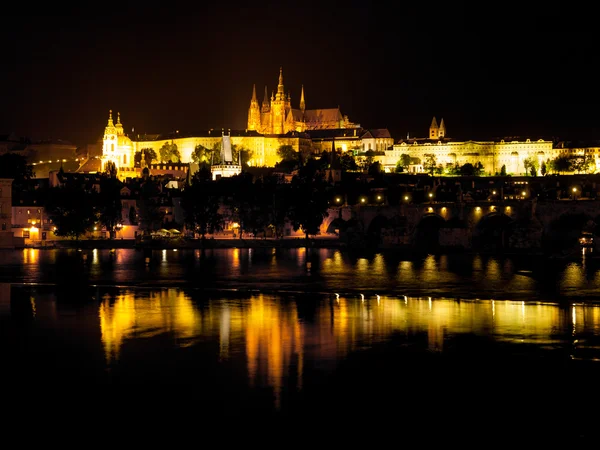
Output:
[
  {"left": 23, "top": 248, "right": 38, "bottom": 264},
  {"left": 99, "top": 289, "right": 202, "bottom": 363},
  {"left": 95, "top": 287, "right": 600, "bottom": 410},
  {"left": 244, "top": 294, "right": 303, "bottom": 410}
]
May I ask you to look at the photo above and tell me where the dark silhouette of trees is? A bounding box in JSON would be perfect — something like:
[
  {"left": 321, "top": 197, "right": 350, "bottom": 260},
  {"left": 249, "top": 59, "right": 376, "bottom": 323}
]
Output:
[
  {"left": 287, "top": 161, "right": 330, "bottom": 240},
  {"left": 137, "top": 176, "right": 165, "bottom": 234},
  {"left": 45, "top": 184, "right": 98, "bottom": 241},
  {"left": 97, "top": 173, "right": 122, "bottom": 238},
  {"left": 181, "top": 173, "right": 223, "bottom": 239}
]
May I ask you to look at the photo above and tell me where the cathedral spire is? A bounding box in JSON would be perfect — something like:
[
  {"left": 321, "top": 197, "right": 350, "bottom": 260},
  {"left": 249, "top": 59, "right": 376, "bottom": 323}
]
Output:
[
  {"left": 251, "top": 84, "right": 257, "bottom": 102},
  {"left": 107, "top": 110, "right": 114, "bottom": 127},
  {"left": 300, "top": 85, "right": 305, "bottom": 112},
  {"left": 261, "top": 85, "right": 270, "bottom": 113},
  {"left": 276, "top": 67, "right": 285, "bottom": 100}
]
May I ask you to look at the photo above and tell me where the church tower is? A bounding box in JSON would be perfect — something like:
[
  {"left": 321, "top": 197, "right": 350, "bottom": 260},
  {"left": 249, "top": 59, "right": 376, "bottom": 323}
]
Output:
[
  {"left": 271, "top": 67, "right": 287, "bottom": 134},
  {"left": 247, "top": 84, "right": 261, "bottom": 131},
  {"left": 300, "top": 85, "right": 305, "bottom": 113},
  {"left": 438, "top": 118, "right": 446, "bottom": 138},
  {"left": 429, "top": 117, "right": 439, "bottom": 139},
  {"left": 101, "top": 110, "right": 134, "bottom": 176},
  {"left": 102, "top": 110, "right": 118, "bottom": 170}
]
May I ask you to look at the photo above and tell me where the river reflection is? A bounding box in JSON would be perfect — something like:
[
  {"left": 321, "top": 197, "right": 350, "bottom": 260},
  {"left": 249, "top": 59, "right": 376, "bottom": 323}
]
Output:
[
  {"left": 4, "top": 248, "right": 600, "bottom": 439},
  {"left": 3, "top": 282, "right": 600, "bottom": 417},
  {"left": 5, "top": 248, "right": 600, "bottom": 301}
]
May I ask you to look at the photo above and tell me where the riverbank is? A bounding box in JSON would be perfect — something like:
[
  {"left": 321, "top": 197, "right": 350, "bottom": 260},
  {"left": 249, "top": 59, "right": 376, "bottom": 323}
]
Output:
[
  {"left": 22, "top": 237, "right": 350, "bottom": 250},
  {"left": 14, "top": 238, "right": 565, "bottom": 259}
]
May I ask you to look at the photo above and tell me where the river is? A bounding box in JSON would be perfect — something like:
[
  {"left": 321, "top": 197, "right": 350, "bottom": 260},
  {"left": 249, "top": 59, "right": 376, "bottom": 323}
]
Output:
[{"left": 1, "top": 247, "right": 599, "bottom": 443}]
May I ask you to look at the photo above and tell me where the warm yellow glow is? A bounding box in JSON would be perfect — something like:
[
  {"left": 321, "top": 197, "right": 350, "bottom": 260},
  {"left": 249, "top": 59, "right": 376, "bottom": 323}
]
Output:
[
  {"left": 506, "top": 206, "right": 511, "bottom": 211},
  {"left": 428, "top": 193, "right": 433, "bottom": 198},
  {"left": 377, "top": 195, "right": 382, "bottom": 200},
  {"left": 99, "top": 289, "right": 202, "bottom": 364},
  {"left": 232, "top": 222, "right": 240, "bottom": 229},
  {"left": 475, "top": 207, "right": 481, "bottom": 212},
  {"left": 492, "top": 190, "right": 497, "bottom": 195},
  {"left": 404, "top": 195, "right": 409, "bottom": 201},
  {"left": 336, "top": 197, "right": 342, "bottom": 203},
  {"left": 360, "top": 198, "right": 366, "bottom": 203},
  {"left": 573, "top": 188, "right": 577, "bottom": 193},
  {"left": 522, "top": 191, "right": 526, "bottom": 196},
  {"left": 490, "top": 205, "right": 495, "bottom": 211},
  {"left": 441, "top": 207, "right": 446, "bottom": 212},
  {"left": 428, "top": 207, "right": 433, "bottom": 212}
]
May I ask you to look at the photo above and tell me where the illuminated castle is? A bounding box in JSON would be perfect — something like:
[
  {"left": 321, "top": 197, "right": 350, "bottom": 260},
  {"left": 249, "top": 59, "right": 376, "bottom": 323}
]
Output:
[
  {"left": 247, "top": 67, "right": 359, "bottom": 134},
  {"left": 383, "top": 117, "right": 559, "bottom": 175}
]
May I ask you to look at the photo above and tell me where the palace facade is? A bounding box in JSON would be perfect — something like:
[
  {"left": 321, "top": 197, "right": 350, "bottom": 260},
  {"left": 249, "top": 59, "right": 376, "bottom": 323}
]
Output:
[{"left": 383, "top": 117, "right": 561, "bottom": 175}]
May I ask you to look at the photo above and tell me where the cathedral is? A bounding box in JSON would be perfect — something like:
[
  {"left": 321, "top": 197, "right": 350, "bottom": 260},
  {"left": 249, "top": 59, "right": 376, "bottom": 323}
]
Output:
[{"left": 247, "top": 67, "right": 359, "bottom": 135}]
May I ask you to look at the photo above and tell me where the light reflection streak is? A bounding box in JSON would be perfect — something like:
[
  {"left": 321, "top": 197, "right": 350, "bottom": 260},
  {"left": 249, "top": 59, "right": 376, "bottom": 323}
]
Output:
[{"left": 94, "top": 289, "right": 600, "bottom": 411}]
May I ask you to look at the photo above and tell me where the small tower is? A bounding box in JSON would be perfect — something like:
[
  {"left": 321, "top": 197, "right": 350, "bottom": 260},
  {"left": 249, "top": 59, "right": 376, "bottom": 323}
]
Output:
[
  {"left": 247, "top": 84, "right": 261, "bottom": 131},
  {"left": 438, "top": 118, "right": 446, "bottom": 138},
  {"left": 429, "top": 117, "right": 439, "bottom": 139},
  {"left": 211, "top": 131, "right": 242, "bottom": 181},
  {"left": 261, "top": 85, "right": 270, "bottom": 113}
]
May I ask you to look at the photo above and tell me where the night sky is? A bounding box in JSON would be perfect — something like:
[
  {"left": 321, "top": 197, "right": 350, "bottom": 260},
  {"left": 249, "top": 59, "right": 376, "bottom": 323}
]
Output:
[{"left": 0, "top": 0, "right": 594, "bottom": 148}]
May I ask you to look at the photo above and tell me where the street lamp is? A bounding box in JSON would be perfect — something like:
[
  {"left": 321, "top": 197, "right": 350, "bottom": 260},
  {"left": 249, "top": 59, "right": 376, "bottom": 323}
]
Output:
[{"left": 573, "top": 187, "right": 578, "bottom": 200}]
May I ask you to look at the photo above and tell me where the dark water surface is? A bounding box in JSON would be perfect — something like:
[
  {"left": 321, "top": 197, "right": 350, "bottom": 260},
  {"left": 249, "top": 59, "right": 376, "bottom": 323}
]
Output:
[{"left": 2, "top": 248, "right": 600, "bottom": 443}]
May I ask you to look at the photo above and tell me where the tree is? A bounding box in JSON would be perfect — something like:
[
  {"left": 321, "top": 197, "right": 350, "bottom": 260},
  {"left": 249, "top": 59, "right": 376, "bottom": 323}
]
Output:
[
  {"left": 104, "top": 161, "right": 118, "bottom": 178},
  {"left": 97, "top": 174, "right": 123, "bottom": 238},
  {"left": 540, "top": 161, "right": 547, "bottom": 176},
  {"left": 137, "top": 177, "right": 165, "bottom": 233},
  {"left": 551, "top": 155, "right": 572, "bottom": 174},
  {"left": 191, "top": 144, "right": 212, "bottom": 164},
  {"left": 45, "top": 184, "right": 98, "bottom": 241},
  {"left": 159, "top": 142, "right": 180, "bottom": 163},
  {"left": 340, "top": 153, "right": 358, "bottom": 172},
  {"left": 287, "top": 170, "right": 330, "bottom": 240},
  {"left": 128, "top": 205, "right": 138, "bottom": 226},
  {"left": 361, "top": 150, "right": 376, "bottom": 171},
  {"left": 395, "top": 153, "right": 412, "bottom": 173},
  {"left": 277, "top": 145, "right": 297, "bottom": 163},
  {"left": 459, "top": 163, "right": 475, "bottom": 176},
  {"left": 0, "top": 153, "right": 35, "bottom": 191},
  {"left": 181, "top": 174, "right": 223, "bottom": 239},
  {"left": 232, "top": 145, "right": 253, "bottom": 167},
  {"left": 523, "top": 157, "right": 538, "bottom": 176},
  {"left": 143, "top": 148, "right": 157, "bottom": 166},
  {"left": 220, "top": 172, "right": 256, "bottom": 238},
  {"left": 500, "top": 164, "right": 507, "bottom": 176},
  {"left": 423, "top": 154, "right": 437, "bottom": 175},
  {"left": 368, "top": 161, "right": 383, "bottom": 177},
  {"left": 474, "top": 162, "right": 485, "bottom": 176}
]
